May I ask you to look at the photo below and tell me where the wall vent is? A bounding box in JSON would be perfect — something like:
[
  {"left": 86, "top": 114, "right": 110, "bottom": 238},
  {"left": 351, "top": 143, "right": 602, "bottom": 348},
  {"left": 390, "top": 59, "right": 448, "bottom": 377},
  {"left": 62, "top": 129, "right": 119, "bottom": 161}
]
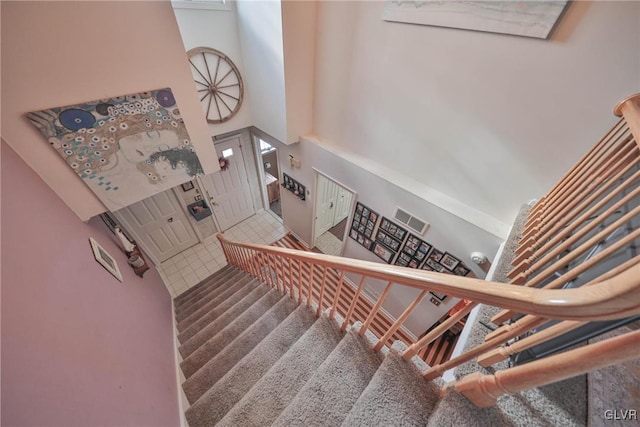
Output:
[{"left": 393, "top": 208, "right": 430, "bottom": 235}]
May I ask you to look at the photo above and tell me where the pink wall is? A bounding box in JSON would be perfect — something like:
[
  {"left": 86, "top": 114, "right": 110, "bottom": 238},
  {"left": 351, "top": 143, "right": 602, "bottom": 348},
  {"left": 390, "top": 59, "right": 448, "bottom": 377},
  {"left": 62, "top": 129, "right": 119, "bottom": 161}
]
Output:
[{"left": 1, "top": 141, "right": 180, "bottom": 426}]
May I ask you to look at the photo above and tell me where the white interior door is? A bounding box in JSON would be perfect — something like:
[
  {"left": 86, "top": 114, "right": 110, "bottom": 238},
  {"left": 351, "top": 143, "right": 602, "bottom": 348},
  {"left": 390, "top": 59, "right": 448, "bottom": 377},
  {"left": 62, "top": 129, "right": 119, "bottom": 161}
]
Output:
[
  {"left": 315, "top": 174, "right": 339, "bottom": 238},
  {"left": 333, "top": 186, "right": 352, "bottom": 226},
  {"left": 115, "top": 189, "right": 199, "bottom": 262},
  {"left": 201, "top": 136, "right": 255, "bottom": 231}
]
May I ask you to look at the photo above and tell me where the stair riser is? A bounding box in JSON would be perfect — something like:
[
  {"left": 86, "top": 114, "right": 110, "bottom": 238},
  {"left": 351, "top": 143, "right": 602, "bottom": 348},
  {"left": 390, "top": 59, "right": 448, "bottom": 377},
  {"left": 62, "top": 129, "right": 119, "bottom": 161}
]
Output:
[
  {"left": 175, "top": 268, "right": 243, "bottom": 312},
  {"left": 176, "top": 273, "right": 253, "bottom": 322},
  {"left": 177, "top": 281, "right": 260, "bottom": 344},
  {"left": 180, "top": 289, "right": 284, "bottom": 378},
  {"left": 179, "top": 284, "right": 271, "bottom": 359},
  {"left": 177, "top": 277, "right": 254, "bottom": 332},
  {"left": 174, "top": 265, "right": 234, "bottom": 305},
  {"left": 182, "top": 297, "right": 298, "bottom": 404}
]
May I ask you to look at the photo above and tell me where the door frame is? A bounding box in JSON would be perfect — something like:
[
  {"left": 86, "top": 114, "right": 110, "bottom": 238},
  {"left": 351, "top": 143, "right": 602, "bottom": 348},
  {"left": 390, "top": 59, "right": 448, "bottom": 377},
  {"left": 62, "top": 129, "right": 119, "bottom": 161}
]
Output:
[
  {"left": 250, "top": 129, "right": 284, "bottom": 222},
  {"left": 112, "top": 187, "right": 199, "bottom": 267},
  {"left": 311, "top": 168, "right": 357, "bottom": 256},
  {"left": 202, "top": 135, "right": 257, "bottom": 231}
]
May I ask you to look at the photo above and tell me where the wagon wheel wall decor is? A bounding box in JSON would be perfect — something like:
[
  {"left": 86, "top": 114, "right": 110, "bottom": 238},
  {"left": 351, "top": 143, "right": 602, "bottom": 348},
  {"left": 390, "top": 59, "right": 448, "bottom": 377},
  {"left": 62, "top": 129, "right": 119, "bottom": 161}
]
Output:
[{"left": 187, "top": 47, "right": 244, "bottom": 124}]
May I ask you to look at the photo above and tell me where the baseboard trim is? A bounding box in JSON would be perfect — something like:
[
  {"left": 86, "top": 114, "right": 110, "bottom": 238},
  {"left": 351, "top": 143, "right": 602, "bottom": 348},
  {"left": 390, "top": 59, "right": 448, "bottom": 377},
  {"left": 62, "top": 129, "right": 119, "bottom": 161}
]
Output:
[{"left": 171, "top": 299, "right": 188, "bottom": 427}]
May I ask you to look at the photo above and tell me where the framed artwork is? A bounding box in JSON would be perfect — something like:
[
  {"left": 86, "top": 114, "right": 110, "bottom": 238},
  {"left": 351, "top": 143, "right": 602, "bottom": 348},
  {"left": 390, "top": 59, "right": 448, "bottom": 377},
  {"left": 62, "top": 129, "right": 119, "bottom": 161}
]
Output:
[
  {"left": 181, "top": 181, "right": 195, "bottom": 191},
  {"left": 382, "top": 1, "right": 568, "bottom": 39},
  {"left": 429, "top": 248, "right": 444, "bottom": 262},
  {"left": 374, "top": 217, "right": 407, "bottom": 264},
  {"left": 430, "top": 291, "right": 447, "bottom": 301},
  {"left": 372, "top": 242, "right": 394, "bottom": 263},
  {"left": 89, "top": 238, "right": 122, "bottom": 282},
  {"left": 440, "top": 252, "right": 461, "bottom": 271},
  {"left": 454, "top": 264, "right": 471, "bottom": 277},
  {"left": 425, "top": 258, "right": 445, "bottom": 273},
  {"left": 350, "top": 202, "right": 379, "bottom": 251},
  {"left": 396, "top": 233, "right": 432, "bottom": 269},
  {"left": 28, "top": 88, "right": 204, "bottom": 211}
]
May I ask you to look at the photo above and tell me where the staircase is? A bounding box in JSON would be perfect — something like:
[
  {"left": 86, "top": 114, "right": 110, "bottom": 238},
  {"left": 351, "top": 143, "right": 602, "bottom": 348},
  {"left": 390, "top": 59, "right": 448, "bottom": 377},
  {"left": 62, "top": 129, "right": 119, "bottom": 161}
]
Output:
[{"left": 174, "top": 266, "right": 443, "bottom": 427}]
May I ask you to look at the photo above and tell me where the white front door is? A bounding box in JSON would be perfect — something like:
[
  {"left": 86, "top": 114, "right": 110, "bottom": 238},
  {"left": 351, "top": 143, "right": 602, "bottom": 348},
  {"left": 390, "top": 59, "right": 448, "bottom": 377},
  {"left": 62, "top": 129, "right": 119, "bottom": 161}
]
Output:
[
  {"left": 201, "top": 136, "right": 255, "bottom": 231},
  {"left": 115, "top": 189, "right": 199, "bottom": 262},
  {"left": 315, "top": 174, "right": 339, "bottom": 238}
]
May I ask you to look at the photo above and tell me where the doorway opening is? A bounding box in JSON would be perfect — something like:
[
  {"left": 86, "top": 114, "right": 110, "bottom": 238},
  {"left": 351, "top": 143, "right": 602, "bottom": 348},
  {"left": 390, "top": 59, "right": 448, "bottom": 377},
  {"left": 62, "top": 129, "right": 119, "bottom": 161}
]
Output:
[
  {"left": 313, "top": 171, "right": 356, "bottom": 256},
  {"left": 253, "top": 135, "right": 283, "bottom": 220}
]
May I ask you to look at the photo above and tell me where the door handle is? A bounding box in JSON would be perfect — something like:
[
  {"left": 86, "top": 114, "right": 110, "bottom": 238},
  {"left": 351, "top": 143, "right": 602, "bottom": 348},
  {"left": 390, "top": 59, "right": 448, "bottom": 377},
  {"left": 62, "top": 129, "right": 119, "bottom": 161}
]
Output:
[
  {"left": 167, "top": 217, "right": 174, "bottom": 223},
  {"left": 330, "top": 202, "right": 334, "bottom": 209}
]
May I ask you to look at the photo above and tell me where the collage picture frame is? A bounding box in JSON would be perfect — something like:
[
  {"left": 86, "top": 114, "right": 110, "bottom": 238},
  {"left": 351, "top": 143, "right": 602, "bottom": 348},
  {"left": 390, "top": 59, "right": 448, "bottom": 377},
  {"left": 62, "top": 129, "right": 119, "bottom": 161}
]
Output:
[
  {"left": 395, "top": 233, "right": 432, "bottom": 268},
  {"left": 373, "top": 217, "right": 407, "bottom": 263},
  {"left": 349, "top": 202, "right": 379, "bottom": 251}
]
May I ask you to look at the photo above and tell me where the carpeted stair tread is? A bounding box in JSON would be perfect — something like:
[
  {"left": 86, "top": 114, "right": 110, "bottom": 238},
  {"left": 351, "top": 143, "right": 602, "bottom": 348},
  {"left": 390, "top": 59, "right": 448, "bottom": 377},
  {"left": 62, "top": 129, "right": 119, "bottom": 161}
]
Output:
[
  {"left": 180, "top": 287, "right": 283, "bottom": 378},
  {"left": 177, "top": 279, "right": 260, "bottom": 344},
  {"left": 271, "top": 326, "right": 383, "bottom": 427},
  {"left": 342, "top": 341, "right": 441, "bottom": 427},
  {"left": 182, "top": 295, "right": 298, "bottom": 404},
  {"left": 176, "top": 274, "right": 255, "bottom": 333},
  {"left": 175, "top": 268, "right": 246, "bottom": 317},
  {"left": 174, "top": 264, "right": 234, "bottom": 306},
  {"left": 174, "top": 265, "right": 237, "bottom": 309},
  {"left": 178, "top": 283, "right": 272, "bottom": 359},
  {"left": 176, "top": 271, "right": 252, "bottom": 322},
  {"left": 217, "top": 315, "right": 344, "bottom": 427},
  {"left": 185, "top": 304, "right": 317, "bottom": 427}
]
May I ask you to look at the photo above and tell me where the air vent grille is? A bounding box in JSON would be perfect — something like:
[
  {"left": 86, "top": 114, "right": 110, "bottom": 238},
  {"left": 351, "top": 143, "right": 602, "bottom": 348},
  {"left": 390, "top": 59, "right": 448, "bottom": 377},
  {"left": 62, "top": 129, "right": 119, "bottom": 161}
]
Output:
[{"left": 393, "top": 208, "right": 429, "bottom": 235}]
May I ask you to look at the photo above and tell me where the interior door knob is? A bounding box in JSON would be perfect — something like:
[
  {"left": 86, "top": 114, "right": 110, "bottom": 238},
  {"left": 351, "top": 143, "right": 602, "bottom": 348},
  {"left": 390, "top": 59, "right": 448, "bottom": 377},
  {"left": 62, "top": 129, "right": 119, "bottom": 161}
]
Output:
[{"left": 167, "top": 217, "right": 174, "bottom": 223}]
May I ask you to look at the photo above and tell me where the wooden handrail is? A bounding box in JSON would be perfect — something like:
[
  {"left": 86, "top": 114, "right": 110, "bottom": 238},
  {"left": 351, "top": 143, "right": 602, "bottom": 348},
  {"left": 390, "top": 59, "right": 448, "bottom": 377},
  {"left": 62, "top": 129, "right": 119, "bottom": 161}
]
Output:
[{"left": 217, "top": 233, "right": 640, "bottom": 322}]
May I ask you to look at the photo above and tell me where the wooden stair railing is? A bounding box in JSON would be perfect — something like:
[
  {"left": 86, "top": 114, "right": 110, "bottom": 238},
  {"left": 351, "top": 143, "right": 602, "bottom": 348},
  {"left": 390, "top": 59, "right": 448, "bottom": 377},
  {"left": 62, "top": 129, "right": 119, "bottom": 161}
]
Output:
[
  {"left": 216, "top": 94, "right": 640, "bottom": 408},
  {"left": 217, "top": 232, "right": 640, "bottom": 404}
]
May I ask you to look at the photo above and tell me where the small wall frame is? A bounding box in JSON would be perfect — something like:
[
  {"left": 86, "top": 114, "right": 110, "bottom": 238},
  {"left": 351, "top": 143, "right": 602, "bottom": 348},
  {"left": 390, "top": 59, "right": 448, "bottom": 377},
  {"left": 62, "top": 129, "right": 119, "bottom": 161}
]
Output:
[
  {"left": 282, "top": 173, "right": 306, "bottom": 201},
  {"left": 89, "top": 237, "right": 123, "bottom": 282}
]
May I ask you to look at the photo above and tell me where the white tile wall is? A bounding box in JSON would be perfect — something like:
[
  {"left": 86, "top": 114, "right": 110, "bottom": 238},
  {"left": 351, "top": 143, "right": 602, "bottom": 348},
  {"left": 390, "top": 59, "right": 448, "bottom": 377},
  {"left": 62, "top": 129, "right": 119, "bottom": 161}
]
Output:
[{"left": 159, "top": 210, "right": 285, "bottom": 297}]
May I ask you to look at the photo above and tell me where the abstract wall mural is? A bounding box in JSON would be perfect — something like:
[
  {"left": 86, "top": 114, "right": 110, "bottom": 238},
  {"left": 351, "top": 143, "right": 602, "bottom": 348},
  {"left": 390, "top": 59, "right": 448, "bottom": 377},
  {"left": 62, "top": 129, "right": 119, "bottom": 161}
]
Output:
[{"left": 28, "top": 88, "right": 204, "bottom": 211}]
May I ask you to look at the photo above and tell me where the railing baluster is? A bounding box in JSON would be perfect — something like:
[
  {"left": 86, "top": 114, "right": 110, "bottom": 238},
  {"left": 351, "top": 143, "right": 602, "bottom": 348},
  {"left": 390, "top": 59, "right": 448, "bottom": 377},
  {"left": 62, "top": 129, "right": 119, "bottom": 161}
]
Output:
[
  {"left": 527, "top": 119, "right": 626, "bottom": 221},
  {"left": 297, "top": 259, "right": 304, "bottom": 305},
  {"left": 287, "top": 257, "right": 295, "bottom": 299},
  {"left": 455, "top": 330, "right": 640, "bottom": 408},
  {"left": 494, "top": 227, "right": 640, "bottom": 324},
  {"left": 374, "top": 289, "right": 428, "bottom": 351},
  {"left": 510, "top": 165, "right": 640, "bottom": 275},
  {"left": 342, "top": 276, "right": 366, "bottom": 332},
  {"left": 523, "top": 122, "right": 630, "bottom": 232},
  {"left": 402, "top": 301, "right": 478, "bottom": 360},
  {"left": 514, "top": 204, "right": 640, "bottom": 286},
  {"left": 317, "top": 266, "right": 329, "bottom": 317},
  {"left": 307, "top": 263, "right": 315, "bottom": 308},
  {"left": 421, "top": 317, "right": 548, "bottom": 381},
  {"left": 330, "top": 270, "right": 346, "bottom": 320},
  {"left": 519, "top": 137, "right": 636, "bottom": 248},
  {"left": 268, "top": 254, "right": 282, "bottom": 294},
  {"left": 478, "top": 319, "right": 587, "bottom": 367},
  {"left": 359, "top": 282, "right": 394, "bottom": 337}
]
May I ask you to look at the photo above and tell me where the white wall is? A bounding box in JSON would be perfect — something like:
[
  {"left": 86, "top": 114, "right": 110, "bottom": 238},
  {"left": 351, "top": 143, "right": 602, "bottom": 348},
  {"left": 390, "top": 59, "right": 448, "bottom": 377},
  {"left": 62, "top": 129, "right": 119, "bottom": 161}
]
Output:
[
  {"left": 236, "top": 0, "right": 288, "bottom": 144},
  {"left": 274, "top": 136, "right": 502, "bottom": 336},
  {"left": 313, "top": 1, "right": 640, "bottom": 227},
  {"left": 1, "top": 1, "right": 219, "bottom": 221},
  {"left": 172, "top": 5, "right": 254, "bottom": 136},
  {"left": 282, "top": 1, "right": 317, "bottom": 144}
]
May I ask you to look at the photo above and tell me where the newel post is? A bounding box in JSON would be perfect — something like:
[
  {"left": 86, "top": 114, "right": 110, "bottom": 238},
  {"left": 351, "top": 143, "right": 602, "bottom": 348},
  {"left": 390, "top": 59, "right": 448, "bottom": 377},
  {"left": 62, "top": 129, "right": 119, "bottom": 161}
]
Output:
[{"left": 614, "top": 93, "right": 640, "bottom": 147}]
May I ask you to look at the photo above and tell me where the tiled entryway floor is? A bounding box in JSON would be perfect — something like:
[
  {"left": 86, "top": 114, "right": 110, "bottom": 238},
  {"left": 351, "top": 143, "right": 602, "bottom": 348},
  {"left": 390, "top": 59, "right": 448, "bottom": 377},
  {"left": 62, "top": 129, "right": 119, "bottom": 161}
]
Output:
[{"left": 160, "top": 210, "right": 286, "bottom": 298}]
